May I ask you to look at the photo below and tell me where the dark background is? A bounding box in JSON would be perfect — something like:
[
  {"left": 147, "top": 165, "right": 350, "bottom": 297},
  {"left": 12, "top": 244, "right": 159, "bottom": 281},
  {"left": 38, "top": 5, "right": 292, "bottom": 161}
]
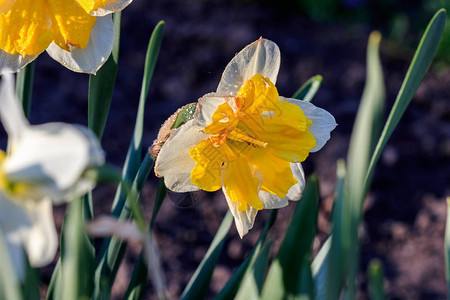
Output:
[{"left": 24, "top": 0, "right": 450, "bottom": 298}]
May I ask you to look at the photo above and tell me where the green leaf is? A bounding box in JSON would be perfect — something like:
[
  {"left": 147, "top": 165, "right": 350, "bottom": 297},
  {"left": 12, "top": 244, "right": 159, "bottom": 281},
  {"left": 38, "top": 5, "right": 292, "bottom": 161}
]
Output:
[
  {"left": 368, "top": 259, "right": 386, "bottom": 300},
  {"left": 327, "top": 31, "right": 385, "bottom": 299},
  {"left": 124, "top": 179, "right": 168, "bottom": 300},
  {"left": 181, "top": 211, "right": 233, "bottom": 300},
  {"left": 365, "top": 9, "right": 446, "bottom": 190},
  {"left": 0, "top": 228, "right": 22, "bottom": 300},
  {"left": 445, "top": 197, "right": 450, "bottom": 298},
  {"left": 171, "top": 103, "right": 197, "bottom": 129},
  {"left": 216, "top": 210, "right": 277, "bottom": 300},
  {"left": 88, "top": 12, "right": 121, "bottom": 140},
  {"left": 93, "top": 21, "right": 164, "bottom": 299},
  {"left": 291, "top": 75, "right": 322, "bottom": 102},
  {"left": 61, "top": 198, "right": 95, "bottom": 300},
  {"left": 15, "top": 61, "right": 34, "bottom": 118},
  {"left": 93, "top": 155, "right": 154, "bottom": 299},
  {"left": 260, "top": 176, "right": 320, "bottom": 300},
  {"left": 235, "top": 240, "right": 272, "bottom": 300},
  {"left": 110, "top": 20, "right": 165, "bottom": 216}
]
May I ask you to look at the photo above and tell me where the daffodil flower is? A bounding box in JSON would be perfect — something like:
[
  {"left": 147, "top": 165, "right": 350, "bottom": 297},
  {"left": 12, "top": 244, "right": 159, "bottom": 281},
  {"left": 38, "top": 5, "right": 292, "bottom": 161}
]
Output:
[
  {"left": 155, "top": 38, "right": 337, "bottom": 237},
  {"left": 0, "top": 0, "right": 132, "bottom": 74},
  {"left": 0, "top": 74, "right": 104, "bottom": 279}
]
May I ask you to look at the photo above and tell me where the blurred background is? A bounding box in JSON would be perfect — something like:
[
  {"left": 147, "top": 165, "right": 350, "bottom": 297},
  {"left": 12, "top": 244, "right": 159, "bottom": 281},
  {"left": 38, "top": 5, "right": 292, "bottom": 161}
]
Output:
[{"left": 18, "top": 0, "right": 450, "bottom": 298}]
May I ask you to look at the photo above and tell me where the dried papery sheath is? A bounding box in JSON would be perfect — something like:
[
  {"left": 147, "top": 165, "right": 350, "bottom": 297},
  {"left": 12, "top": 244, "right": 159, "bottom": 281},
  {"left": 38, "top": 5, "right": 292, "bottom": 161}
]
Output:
[{"left": 149, "top": 103, "right": 197, "bottom": 159}]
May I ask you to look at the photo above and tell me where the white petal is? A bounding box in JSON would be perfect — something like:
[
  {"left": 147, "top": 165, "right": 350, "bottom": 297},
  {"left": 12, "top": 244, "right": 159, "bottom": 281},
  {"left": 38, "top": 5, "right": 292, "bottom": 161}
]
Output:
[
  {"left": 258, "top": 162, "right": 305, "bottom": 208},
  {"left": 0, "top": 74, "right": 29, "bottom": 141},
  {"left": 46, "top": 16, "right": 113, "bottom": 74},
  {"left": 155, "top": 120, "right": 208, "bottom": 192},
  {"left": 0, "top": 195, "right": 28, "bottom": 280},
  {"left": 89, "top": 0, "right": 133, "bottom": 16},
  {"left": 0, "top": 0, "right": 15, "bottom": 13},
  {"left": 193, "top": 93, "right": 229, "bottom": 128},
  {"left": 281, "top": 97, "right": 337, "bottom": 152},
  {"left": 4, "top": 123, "right": 104, "bottom": 203},
  {"left": 216, "top": 38, "right": 281, "bottom": 96},
  {"left": 258, "top": 191, "right": 288, "bottom": 209},
  {"left": 286, "top": 162, "right": 306, "bottom": 201},
  {"left": 0, "top": 197, "right": 57, "bottom": 271},
  {"left": 222, "top": 186, "right": 257, "bottom": 238},
  {"left": 21, "top": 199, "right": 57, "bottom": 267},
  {"left": 0, "top": 50, "right": 39, "bottom": 75}
]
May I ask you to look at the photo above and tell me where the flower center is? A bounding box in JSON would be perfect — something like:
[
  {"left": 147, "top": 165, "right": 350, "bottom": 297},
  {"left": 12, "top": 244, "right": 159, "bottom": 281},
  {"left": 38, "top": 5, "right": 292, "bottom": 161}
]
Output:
[{"left": 189, "top": 74, "right": 316, "bottom": 212}]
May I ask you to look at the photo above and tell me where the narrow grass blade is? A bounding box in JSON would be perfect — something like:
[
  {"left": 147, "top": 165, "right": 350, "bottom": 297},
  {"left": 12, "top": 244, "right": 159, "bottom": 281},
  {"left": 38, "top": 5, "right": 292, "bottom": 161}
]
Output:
[
  {"left": 365, "top": 9, "right": 446, "bottom": 190},
  {"left": 111, "top": 20, "right": 165, "bottom": 215},
  {"left": 15, "top": 61, "right": 34, "bottom": 118},
  {"left": 327, "top": 31, "right": 385, "bottom": 300},
  {"left": 21, "top": 262, "right": 40, "bottom": 300},
  {"left": 292, "top": 75, "right": 322, "bottom": 102},
  {"left": 93, "top": 155, "right": 154, "bottom": 299},
  {"left": 61, "top": 198, "right": 95, "bottom": 300},
  {"left": 235, "top": 240, "right": 272, "bottom": 300},
  {"left": 124, "top": 179, "right": 168, "bottom": 300},
  {"left": 445, "top": 197, "right": 450, "bottom": 298},
  {"left": 260, "top": 176, "right": 320, "bottom": 300},
  {"left": 46, "top": 260, "right": 62, "bottom": 300},
  {"left": 216, "top": 210, "right": 277, "bottom": 300},
  {"left": 313, "top": 161, "right": 345, "bottom": 300},
  {"left": 181, "top": 211, "right": 233, "bottom": 300},
  {"left": 368, "top": 259, "right": 386, "bottom": 300},
  {"left": 0, "top": 228, "right": 22, "bottom": 300},
  {"left": 88, "top": 12, "right": 121, "bottom": 140}
]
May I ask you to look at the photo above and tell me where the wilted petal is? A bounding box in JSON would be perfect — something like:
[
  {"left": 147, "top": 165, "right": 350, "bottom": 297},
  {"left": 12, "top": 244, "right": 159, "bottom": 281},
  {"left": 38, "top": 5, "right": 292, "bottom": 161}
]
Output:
[
  {"left": 155, "top": 120, "right": 208, "bottom": 192},
  {"left": 4, "top": 123, "right": 104, "bottom": 203},
  {"left": 217, "top": 38, "right": 280, "bottom": 96},
  {"left": 282, "top": 97, "right": 337, "bottom": 152},
  {"left": 46, "top": 15, "right": 113, "bottom": 74},
  {"left": 0, "top": 50, "right": 39, "bottom": 75}
]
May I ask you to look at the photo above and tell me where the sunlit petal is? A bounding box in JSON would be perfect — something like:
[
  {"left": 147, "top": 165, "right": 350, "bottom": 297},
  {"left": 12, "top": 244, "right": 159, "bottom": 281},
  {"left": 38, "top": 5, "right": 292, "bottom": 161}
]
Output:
[
  {"left": 155, "top": 120, "right": 208, "bottom": 192},
  {"left": 282, "top": 97, "right": 337, "bottom": 152},
  {"left": 0, "top": 50, "right": 38, "bottom": 75},
  {"left": 217, "top": 38, "right": 280, "bottom": 96},
  {"left": 46, "top": 15, "right": 113, "bottom": 74},
  {"left": 222, "top": 186, "right": 258, "bottom": 238},
  {"left": 75, "top": 0, "right": 133, "bottom": 16}
]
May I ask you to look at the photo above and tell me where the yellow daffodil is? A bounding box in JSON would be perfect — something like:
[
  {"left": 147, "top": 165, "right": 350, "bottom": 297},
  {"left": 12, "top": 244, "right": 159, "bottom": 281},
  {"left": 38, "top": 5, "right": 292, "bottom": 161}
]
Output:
[
  {"left": 0, "top": 74, "right": 104, "bottom": 279},
  {"left": 155, "top": 38, "right": 337, "bottom": 237},
  {"left": 0, "top": 0, "right": 132, "bottom": 74}
]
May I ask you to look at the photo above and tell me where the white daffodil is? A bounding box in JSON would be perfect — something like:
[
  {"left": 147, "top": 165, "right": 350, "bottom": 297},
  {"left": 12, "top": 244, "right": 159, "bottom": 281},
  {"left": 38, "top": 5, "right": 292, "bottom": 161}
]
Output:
[
  {"left": 0, "top": 0, "right": 132, "bottom": 75},
  {"left": 155, "top": 38, "right": 337, "bottom": 238},
  {"left": 0, "top": 74, "right": 104, "bottom": 279}
]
